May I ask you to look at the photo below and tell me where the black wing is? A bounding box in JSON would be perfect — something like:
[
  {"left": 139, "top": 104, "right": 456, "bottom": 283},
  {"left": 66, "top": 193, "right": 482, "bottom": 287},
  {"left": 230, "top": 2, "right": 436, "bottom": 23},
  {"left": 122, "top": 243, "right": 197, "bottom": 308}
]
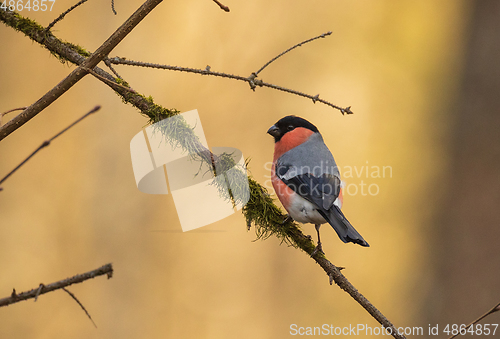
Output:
[{"left": 276, "top": 163, "right": 341, "bottom": 210}]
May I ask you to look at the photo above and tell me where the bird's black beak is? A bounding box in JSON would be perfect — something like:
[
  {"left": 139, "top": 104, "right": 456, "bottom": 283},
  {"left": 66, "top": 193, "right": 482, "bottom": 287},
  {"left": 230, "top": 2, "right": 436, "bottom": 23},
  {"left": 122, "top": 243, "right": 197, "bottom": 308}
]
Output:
[{"left": 267, "top": 124, "right": 280, "bottom": 138}]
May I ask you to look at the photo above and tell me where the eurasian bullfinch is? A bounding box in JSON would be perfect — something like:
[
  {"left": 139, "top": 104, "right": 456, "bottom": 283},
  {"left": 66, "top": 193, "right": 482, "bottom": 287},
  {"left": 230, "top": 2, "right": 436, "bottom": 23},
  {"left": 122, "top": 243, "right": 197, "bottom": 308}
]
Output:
[{"left": 268, "top": 115, "right": 369, "bottom": 254}]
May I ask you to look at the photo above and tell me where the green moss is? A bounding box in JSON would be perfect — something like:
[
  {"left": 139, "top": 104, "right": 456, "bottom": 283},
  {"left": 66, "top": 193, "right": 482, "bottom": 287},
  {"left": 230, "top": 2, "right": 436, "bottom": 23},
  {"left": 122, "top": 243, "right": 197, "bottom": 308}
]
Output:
[
  {"left": 64, "top": 42, "right": 91, "bottom": 58},
  {"left": 142, "top": 95, "right": 180, "bottom": 124},
  {"left": 10, "top": 12, "right": 45, "bottom": 34},
  {"left": 1, "top": 11, "right": 89, "bottom": 63},
  {"left": 242, "top": 176, "right": 321, "bottom": 254},
  {"left": 243, "top": 177, "right": 293, "bottom": 244},
  {"left": 115, "top": 77, "right": 129, "bottom": 87}
]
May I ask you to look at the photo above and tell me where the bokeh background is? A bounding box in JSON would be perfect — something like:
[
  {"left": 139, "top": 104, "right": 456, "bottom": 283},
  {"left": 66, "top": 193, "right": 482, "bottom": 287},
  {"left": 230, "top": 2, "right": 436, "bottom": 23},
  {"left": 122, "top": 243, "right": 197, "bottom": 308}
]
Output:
[{"left": 1, "top": 1, "right": 499, "bottom": 338}]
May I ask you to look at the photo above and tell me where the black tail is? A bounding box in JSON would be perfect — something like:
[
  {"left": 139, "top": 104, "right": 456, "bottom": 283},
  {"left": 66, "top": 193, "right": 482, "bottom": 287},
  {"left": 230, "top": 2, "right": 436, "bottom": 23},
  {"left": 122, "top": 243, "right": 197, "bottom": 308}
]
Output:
[{"left": 318, "top": 206, "right": 369, "bottom": 247}]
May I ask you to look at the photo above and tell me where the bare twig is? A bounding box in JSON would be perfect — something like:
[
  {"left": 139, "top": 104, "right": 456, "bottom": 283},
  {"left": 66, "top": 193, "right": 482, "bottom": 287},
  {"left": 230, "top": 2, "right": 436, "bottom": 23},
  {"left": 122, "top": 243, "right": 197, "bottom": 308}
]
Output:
[
  {"left": 62, "top": 287, "right": 98, "bottom": 328},
  {"left": 107, "top": 58, "right": 353, "bottom": 114},
  {"left": 0, "top": 106, "right": 100, "bottom": 187},
  {"left": 0, "top": 107, "right": 27, "bottom": 127},
  {"left": 111, "top": 0, "right": 117, "bottom": 15},
  {"left": 253, "top": 31, "right": 332, "bottom": 76},
  {"left": 212, "top": 0, "right": 230, "bottom": 12},
  {"left": 44, "top": 0, "right": 90, "bottom": 34},
  {"left": 449, "top": 302, "right": 500, "bottom": 339},
  {"left": 104, "top": 58, "right": 123, "bottom": 79},
  {"left": 0, "top": 263, "right": 113, "bottom": 307},
  {"left": 0, "top": 0, "right": 164, "bottom": 141}
]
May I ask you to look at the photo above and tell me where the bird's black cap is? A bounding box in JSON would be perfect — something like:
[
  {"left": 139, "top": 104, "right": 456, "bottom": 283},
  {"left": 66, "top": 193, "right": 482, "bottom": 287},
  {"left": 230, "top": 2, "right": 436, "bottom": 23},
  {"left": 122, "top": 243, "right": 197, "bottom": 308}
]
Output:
[{"left": 267, "top": 115, "right": 319, "bottom": 142}]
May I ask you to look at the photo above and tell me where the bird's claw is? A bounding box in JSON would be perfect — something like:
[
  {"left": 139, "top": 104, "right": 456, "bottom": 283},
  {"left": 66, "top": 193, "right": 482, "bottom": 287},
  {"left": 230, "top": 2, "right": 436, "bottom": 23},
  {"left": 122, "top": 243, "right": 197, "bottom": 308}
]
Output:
[{"left": 310, "top": 242, "right": 324, "bottom": 257}]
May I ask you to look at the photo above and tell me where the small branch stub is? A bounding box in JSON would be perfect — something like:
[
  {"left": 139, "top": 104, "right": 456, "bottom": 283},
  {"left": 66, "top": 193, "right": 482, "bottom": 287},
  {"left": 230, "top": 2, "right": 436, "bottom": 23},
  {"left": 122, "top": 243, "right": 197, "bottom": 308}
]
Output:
[{"left": 212, "top": 0, "right": 230, "bottom": 12}]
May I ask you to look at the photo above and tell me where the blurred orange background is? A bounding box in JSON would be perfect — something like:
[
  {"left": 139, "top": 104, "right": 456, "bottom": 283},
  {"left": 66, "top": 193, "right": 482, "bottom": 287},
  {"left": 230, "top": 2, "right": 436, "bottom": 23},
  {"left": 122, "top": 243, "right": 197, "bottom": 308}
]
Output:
[{"left": 1, "top": 1, "right": 499, "bottom": 338}]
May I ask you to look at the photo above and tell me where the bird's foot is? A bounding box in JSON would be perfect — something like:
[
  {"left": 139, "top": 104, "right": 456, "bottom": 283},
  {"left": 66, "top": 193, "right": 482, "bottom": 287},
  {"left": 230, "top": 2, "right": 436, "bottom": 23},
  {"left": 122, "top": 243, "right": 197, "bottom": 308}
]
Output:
[{"left": 310, "top": 242, "right": 324, "bottom": 257}]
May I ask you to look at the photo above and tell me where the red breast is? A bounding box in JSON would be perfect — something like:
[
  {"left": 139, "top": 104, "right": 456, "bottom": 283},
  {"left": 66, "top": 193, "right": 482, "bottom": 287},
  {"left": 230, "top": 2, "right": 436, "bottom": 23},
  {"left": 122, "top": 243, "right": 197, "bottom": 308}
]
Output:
[
  {"left": 271, "top": 127, "right": 315, "bottom": 211},
  {"left": 273, "top": 127, "right": 315, "bottom": 161}
]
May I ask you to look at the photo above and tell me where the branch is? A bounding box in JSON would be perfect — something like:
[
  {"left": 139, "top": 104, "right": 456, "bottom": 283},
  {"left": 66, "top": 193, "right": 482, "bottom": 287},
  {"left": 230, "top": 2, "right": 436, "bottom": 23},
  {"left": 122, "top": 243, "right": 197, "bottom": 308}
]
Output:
[
  {"left": 0, "top": 0, "right": 164, "bottom": 141},
  {"left": 107, "top": 57, "right": 353, "bottom": 114},
  {"left": 0, "top": 263, "right": 113, "bottom": 307},
  {"left": 449, "top": 302, "right": 500, "bottom": 339},
  {"left": 0, "top": 106, "right": 100, "bottom": 187}
]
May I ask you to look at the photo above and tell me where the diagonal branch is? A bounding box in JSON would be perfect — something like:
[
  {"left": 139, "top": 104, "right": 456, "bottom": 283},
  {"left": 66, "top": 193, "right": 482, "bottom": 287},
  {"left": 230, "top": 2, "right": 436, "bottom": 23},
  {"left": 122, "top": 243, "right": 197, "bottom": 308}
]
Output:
[
  {"left": 0, "top": 263, "right": 113, "bottom": 307},
  {"left": 314, "top": 254, "right": 405, "bottom": 339},
  {"left": 0, "top": 106, "right": 100, "bottom": 187},
  {"left": 0, "top": 0, "right": 164, "bottom": 141},
  {"left": 43, "top": 0, "right": 90, "bottom": 34}
]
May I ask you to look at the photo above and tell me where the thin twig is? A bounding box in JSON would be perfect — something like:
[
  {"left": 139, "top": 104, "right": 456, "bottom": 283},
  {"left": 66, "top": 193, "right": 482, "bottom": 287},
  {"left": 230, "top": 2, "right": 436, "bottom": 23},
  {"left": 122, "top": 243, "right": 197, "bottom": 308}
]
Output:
[
  {"left": 0, "top": 107, "right": 27, "bottom": 127},
  {"left": 107, "top": 58, "right": 352, "bottom": 114},
  {"left": 104, "top": 58, "right": 123, "bottom": 79},
  {"left": 212, "top": 0, "right": 229, "bottom": 12},
  {"left": 0, "top": 264, "right": 113, "bottom": 307},
  {"left": 449, "top": 302, "right": 500, "bottom": 339},
  {"left": 108, "top": 58, "right": 249, "bottom": 80},
  {"left": 62, "top": 287, "right": 98, "bottom": 328},
  {"left": 253, "top": 31, "right": 332, "bottom": 76},
  {"left": 44, "top": 0, "right": 90, "bottom": 34},
  {"left": 111, "top": 0, "right": 117, "bottom": 15},
  {"left": 0, "top": 106, "right": 100, "bottom": 186}
]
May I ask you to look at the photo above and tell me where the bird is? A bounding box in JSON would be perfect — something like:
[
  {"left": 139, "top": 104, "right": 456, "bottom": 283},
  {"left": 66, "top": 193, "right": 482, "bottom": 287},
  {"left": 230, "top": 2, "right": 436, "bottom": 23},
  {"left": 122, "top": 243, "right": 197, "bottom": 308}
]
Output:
[{"left": 267, "top": 115, "right": 369, "bottom": 255}]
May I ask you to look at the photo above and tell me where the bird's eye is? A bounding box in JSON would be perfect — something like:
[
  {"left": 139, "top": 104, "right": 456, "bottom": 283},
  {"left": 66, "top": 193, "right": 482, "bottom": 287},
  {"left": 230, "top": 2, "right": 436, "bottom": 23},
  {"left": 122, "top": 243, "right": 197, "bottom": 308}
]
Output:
[{"left": 287, "top": 125, "right": 294, "bottom": 131}]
